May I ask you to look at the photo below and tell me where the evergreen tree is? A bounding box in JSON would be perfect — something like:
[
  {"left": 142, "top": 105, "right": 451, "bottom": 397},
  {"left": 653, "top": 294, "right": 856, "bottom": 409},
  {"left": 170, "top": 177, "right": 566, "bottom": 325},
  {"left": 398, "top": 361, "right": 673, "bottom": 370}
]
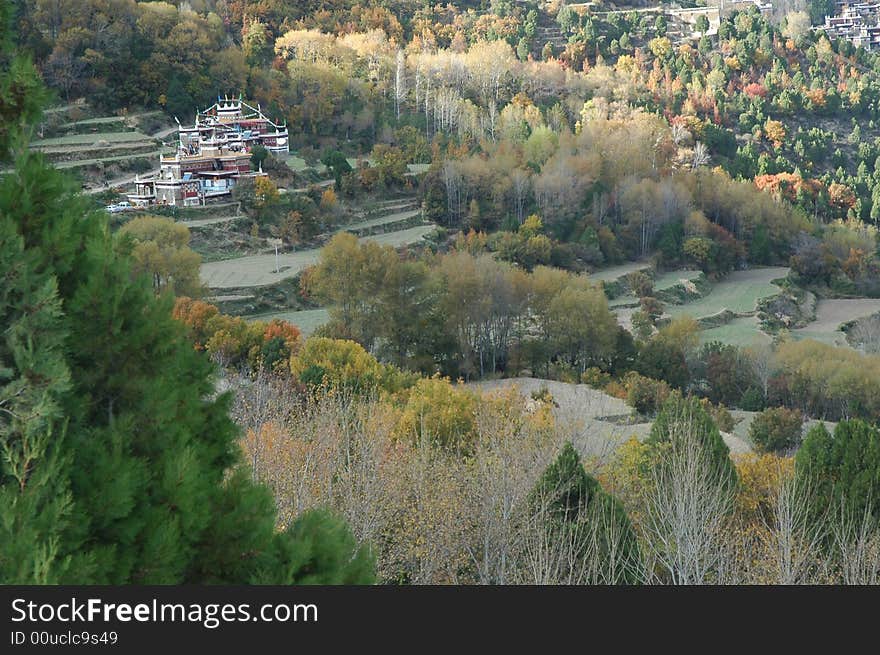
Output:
[
  {"left": 0, "top": 14, "right": 373, "bottom": 584},
  {"left": 647, "top": 393, "right": 738, "bottom": 491},
  {"left": 0, "top": 2, "right": 47, "bottom": 162},
  {"left": 529, "top": 442, "right": 642, "bottom": 584},
  {"left": 0, "top": 218, "right": 75, "bottom": 583},
  {"left": 796, "top": 420, "right": 880, "bottom": 527}
]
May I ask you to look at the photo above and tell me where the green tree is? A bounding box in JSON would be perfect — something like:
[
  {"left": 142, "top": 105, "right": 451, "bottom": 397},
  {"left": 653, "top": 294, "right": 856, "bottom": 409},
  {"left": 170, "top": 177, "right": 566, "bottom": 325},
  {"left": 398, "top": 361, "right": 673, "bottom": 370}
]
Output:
[
  {"left": 647, "top": 393, "right": 737, "bottom": 490},
  {"left": 749, "top": 407, "right": 803, "bottom": 453},
  {"left": 0, "top": 217, "right": 74, "bottom": 583},
  {"left": 250, "top": 144, "right": 269, "bottom": 170},
  {"left": 321, "top": 150, "right": 353, "bottom": 190},
  {"left": 261, "top": 508, "right": 375, "bottom": 584},
  {"left": 796, "top": 420, "right": 880, "bottom": 527},
  {"left": 0, "top": 2, "right": 47, "bottom": 162},
  {"left": 529, "top": 443, "right": 642, "bottom": 584},
  {"left": 695, "top": 15, "right": 710, "bottom": 36},
  {"left": 0, "top": 30, "right": 374, "bottom": 583}
]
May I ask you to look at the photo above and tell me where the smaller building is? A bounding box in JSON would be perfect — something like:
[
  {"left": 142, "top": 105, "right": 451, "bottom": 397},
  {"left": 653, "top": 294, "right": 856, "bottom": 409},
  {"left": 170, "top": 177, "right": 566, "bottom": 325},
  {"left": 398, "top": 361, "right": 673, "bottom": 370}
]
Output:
[{"left": 128, "top": 95, "right": 288, "bottom": 207}]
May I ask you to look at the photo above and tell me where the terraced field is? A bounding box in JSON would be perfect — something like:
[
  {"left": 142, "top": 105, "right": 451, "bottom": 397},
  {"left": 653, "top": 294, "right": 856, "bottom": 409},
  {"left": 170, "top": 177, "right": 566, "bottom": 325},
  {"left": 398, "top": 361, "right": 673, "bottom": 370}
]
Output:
[
  {"left": 346, "top": 208, "right": 420, "bottom": 232},
  {"left": 665, "top": 267, "right": 789, "bottom": 320},
  {"left": 590, "top": 261, "right": 651, "bottom": 282},
  {"left": 654, "top": 269, "right": 702, "bottom": 290},
  {"left": 201, "top": 223, "right": 436, "bottom": 289},
  {"left": 792, "top": 298, "right": 880, "bottom": 346},
  {"left": 699, "top": 316, "right": 772, "bottom": 347},
  {"left": 32, "top": 131, "right": 154, "bottom": 146}
]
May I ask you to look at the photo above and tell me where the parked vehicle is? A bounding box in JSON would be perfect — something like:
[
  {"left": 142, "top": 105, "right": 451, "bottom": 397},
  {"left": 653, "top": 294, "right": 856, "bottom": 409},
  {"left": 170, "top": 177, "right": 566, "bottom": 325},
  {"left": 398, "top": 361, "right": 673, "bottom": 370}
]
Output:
[{"left": 105, "top": 201, "right": 132, "bottom": 214}]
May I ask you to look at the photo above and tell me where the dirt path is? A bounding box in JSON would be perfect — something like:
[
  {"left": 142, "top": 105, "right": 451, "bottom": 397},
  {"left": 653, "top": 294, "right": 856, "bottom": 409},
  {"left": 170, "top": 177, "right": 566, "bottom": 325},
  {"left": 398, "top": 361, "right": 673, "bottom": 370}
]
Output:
[{"left": 152, "top": 125, "right": 178, "bottom": 140}]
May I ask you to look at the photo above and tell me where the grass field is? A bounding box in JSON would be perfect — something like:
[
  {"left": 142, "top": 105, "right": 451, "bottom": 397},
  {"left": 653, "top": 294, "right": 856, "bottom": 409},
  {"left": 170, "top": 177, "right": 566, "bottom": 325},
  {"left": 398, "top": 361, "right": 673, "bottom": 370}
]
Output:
[
  {"left": 791, "top": 298, "right": 880, "bottom": 346},
  {"left": 665, "top": 267, "right": 788, "bottom": 320},
  {"left": 699, "top": 316, "right": 772, "bottom": 347},
  {"left": 279, "top": 153, "right": 313, "bottom": 171}
]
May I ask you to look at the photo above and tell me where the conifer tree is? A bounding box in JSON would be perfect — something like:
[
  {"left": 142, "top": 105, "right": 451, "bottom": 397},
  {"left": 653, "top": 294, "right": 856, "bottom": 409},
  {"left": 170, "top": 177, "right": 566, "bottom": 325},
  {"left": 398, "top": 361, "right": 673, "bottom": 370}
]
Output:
[
  {"left": 647, "top": 393, "right": 738, "bottom": 491},
  {"left": 0, "top": 218, "right": 75, "bottom": 583},
  {"left": 529, "top": 442, "right": 642, "bottom": 584},
  {"left": 796, "top": 420, "right": 880, "bottom": 527},
  {"left": 0, "top": 7, "right": 373, "bottom": 584}
]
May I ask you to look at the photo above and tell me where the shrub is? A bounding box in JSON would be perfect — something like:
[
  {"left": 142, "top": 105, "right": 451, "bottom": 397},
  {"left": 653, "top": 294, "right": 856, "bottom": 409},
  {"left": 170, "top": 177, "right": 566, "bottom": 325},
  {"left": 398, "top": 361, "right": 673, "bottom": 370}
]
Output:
[
  {"left": 581, "top": 367, "right": 611, "bottom": 388},
  {"left": 623, "top": 371, "right": 670, "bottom": 416},
  {"left": 625, "top": 270, "right": 654, "bottom": 297},
  {"left": 700, "top": 398, "right": 735, "bottom": 432},
  {"left": 739, "top": 386, "right": 765, "bottom": 411},
  {"left": 749, "top": 407, "right": 803, "bottom": 453}
]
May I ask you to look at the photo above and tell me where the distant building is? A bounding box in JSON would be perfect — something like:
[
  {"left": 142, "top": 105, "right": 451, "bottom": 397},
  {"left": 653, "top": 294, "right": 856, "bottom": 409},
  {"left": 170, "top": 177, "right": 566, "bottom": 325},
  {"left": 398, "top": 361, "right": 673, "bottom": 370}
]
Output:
[
  {"left": 820, "top": 3, "right": 880, "bottom": 51},
  {"left": 128, "top": 95, "right": 289, "bottom": 207}
]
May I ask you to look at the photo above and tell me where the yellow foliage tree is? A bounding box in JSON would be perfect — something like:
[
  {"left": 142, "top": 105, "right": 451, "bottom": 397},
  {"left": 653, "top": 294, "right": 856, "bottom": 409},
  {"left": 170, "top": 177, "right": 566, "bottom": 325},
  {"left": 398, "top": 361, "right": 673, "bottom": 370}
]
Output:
[{"left": 395, "top": 375, "right": 478, "bottom": 450}]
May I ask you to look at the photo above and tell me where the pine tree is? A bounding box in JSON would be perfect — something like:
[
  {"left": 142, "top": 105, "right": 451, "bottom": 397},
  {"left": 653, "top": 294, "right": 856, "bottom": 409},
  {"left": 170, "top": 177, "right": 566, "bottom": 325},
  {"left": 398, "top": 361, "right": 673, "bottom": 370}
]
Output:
[
  {"left": 0, "top": 0, "right": 74, "bottom": 584},
  {"left": 1, "top": 151, "right": 375, "bottom": 583},
  {"left": 647, "top": 393, "right": 737, "bottom": 490},
  {"left": 0, "top": 218, "right": 76, "bottom": 583},
  {"left": 0, "top": 12, "right": 373, "bottom": 584},
  {"left": 529, "top": 442, "right": 642, "bottom": 584},
  {"left": 796, "top": 420, "right": 880, "bottom": 528}
]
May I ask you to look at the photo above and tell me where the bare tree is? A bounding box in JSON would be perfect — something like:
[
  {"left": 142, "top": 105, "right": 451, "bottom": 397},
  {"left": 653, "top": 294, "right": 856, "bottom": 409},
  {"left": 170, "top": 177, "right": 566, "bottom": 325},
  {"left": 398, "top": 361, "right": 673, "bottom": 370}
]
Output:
[
  {"left": 766, "top": 473, "right": 828, "bottom": 584},
  {"left": 394, "top": 49, "right": 407, "bottom": 120},
  {"left": 691, "top": 141, "right": 711, "bottom": 168},
  {"left": 848, "top": 314, "right": 880, "bottom": 354},
  {"left": 643, "top": 415, "right": 735, "bottom": 584},
  {"left": 833, "top": 502, "right": 880, "bottom": 585},
  {"left": 671, "top": 123, "right": 691, "bottom": 147},
  {"left": 746, "top": 342, "right": 776, "bottom": 401},
  {"left": 442, "top": 159, "right": 466, "bottom": 225},
  {"left": 509, "top": 168, "right": 532, "bottom": 225}
]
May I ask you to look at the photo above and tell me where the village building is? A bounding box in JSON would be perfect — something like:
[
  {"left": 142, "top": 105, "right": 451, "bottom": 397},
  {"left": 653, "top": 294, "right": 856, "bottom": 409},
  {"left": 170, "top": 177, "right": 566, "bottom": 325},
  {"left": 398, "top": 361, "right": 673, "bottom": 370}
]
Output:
[
  {"left": 128, "top": 95, "right": 289, "bottom": 207},
  {"left": 820, "top": 2, "right": 880, "bottom": 51}
]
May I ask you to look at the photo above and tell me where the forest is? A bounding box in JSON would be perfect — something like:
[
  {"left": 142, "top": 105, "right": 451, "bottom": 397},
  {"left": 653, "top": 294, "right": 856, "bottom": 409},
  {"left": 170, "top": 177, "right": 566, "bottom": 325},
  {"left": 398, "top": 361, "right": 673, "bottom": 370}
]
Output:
[{"left": 3, "top": 0, "right": 880, "bottom": 585}]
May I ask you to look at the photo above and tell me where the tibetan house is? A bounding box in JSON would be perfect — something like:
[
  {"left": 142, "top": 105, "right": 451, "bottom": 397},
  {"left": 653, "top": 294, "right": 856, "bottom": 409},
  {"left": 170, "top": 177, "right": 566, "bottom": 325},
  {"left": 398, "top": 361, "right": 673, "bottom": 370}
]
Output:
[{"left": 128, "top": 95, "right": 289, "bottom": 207}]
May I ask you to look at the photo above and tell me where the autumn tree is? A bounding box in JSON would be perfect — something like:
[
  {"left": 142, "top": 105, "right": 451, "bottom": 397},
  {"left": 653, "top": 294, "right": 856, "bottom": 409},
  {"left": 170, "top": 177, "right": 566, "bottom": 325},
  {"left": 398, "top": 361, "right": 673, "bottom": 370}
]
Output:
[{"left": 118, "top": 215, "right": 203, "bottom": 297}]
